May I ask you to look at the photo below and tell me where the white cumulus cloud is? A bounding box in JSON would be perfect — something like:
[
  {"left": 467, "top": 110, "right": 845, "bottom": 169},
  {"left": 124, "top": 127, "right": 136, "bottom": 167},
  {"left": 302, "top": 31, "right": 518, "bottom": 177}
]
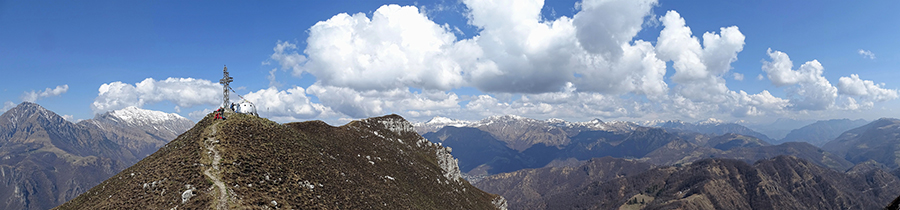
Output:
[
  {"left": 257, "top": 0, "right": 898, "bottom": 122},
  {"left": 289, "top": 5, "right": 475, "bottom": 91},
  {"left": 761, "top": 49, "right": 838, "bottom": 110},
  {"left": 655, "top": 10, "right": 745, "bottom": 103},
  {"left": 242, "top": 86, "right": 332, "bottom": 122},
  {"left": 306, "top": 84, "right": 461, "bottom": 118},
  {"left": 22, "top": 84, "right": 68, "bottom": 102},
  {"left": 837, "top": 74, "right": 898, "bottom": 102},
  {"left": 464, "top": 0, "right": 667, "bottom": 95},
  {"left": 91, "top": 78, "right": 221, "bottom": 114}
]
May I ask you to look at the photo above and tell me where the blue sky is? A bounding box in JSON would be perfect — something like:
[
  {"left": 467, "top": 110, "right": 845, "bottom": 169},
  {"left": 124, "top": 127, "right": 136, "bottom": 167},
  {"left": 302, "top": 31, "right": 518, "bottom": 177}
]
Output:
[{"left": 1, "top": 0, "right": 898, "bottom": 125}]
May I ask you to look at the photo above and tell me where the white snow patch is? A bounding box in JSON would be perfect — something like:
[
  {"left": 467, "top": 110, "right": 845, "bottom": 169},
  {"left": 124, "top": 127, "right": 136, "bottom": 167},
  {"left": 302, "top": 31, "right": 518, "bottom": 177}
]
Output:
[{"left": 109, "top": 106, "right": 189, "bottom": 127}]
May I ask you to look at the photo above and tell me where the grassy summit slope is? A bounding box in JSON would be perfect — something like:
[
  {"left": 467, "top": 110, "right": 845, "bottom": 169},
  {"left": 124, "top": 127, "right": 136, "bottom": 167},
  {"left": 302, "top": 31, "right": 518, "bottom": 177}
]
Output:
[{"left": 57, "top": 113, "right": 504, "bottom": 209}]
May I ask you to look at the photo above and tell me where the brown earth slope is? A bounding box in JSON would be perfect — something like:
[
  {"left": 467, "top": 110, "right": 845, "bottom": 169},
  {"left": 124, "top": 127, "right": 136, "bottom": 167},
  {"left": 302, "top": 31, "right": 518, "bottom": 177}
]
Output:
[
  {"left": 823, "top": 118, "right": 900, "bottom": 169},
  {"left": 475, "top": 157, "right": 653, "bottom": 210},
  {"left": 56, "top": 113, "right": 505, "bottom": 209}
]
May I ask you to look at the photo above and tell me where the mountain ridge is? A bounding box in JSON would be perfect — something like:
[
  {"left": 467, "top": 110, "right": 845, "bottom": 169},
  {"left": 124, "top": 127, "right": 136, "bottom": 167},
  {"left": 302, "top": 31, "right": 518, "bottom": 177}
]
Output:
[
  {"left": 520, "top": 155, "right": 899, "bottom": 209},
  {"left": 0, "top": 102, "right": 193, "bottom": 210},
  {"left": 823, "top": 118, "right": 900, "bottom": 169},
  {"left": 57, "top": 113, "right": 506, "bottom": 209},
  {"left": 778, "top": 118, "right": 868, "bottom": 146}
]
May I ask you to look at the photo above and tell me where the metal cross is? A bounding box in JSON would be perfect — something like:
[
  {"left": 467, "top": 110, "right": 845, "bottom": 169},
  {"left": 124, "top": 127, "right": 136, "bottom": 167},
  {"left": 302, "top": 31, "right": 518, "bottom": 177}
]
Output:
[{"left": 219, "top": 65, "right": 233, "bottom": 109}]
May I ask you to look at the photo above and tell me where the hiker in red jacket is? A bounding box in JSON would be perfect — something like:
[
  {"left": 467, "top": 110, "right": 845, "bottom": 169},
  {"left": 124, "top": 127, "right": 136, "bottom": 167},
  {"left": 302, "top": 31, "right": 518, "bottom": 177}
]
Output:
[{"left": 214, "top": 108, "right": 226, "bottom": 120}]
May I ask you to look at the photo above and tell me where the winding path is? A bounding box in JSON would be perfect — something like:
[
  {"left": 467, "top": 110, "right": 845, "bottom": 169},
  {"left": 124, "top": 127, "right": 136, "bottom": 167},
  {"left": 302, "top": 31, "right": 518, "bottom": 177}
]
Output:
[{"left": 203, "top": 123, "right": 228, "bottom": 210}]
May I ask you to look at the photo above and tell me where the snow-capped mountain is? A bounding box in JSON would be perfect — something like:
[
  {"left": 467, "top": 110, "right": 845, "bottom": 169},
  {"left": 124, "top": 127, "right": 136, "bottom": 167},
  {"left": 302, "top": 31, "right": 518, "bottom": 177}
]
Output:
[
  {"left": 547, "top": 118, "right": 639, "bottom": 131},
  {"left": 640, "top": 118, "right": 774, "bottom": 143},
  {"left": 81, "top": 106, "right": 195, "bottom": 159},
  {"left": 413, "top": 116, "right": 475, "bottom": 134},
  {"left": 415, "top": 115, "right": 638, "bottom": 135},
  {"left": 93, "top": 106, "right": 192, "bottom": 131}
]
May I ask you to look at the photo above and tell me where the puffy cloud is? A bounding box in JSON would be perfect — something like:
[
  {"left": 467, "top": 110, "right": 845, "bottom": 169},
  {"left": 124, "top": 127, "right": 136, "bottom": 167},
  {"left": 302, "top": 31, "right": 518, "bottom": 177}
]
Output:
[
  {"left": 837, "top": 74, "right": 899, "bottom": 102},
  {"left": 22, "top": 84, "right": 68, "bottom": 102},
  {"left": 858, "top": 49, "right": 875, "bottom": 59},
  {"left": 306, "top": 84, "right": 461, "bottom": 118},
  {"left": 92, "top": 78, "right": 333, "bottom": 122},
  {"left": 91, "top": 78, "right": 221, "bottom": 114},
  {"left": 762, "top": 49, "right": 802, "bottom": 86},
  {"left": 261, "top": 0, "right": 897, "bottom": 122},
  {"left": 464, "top": 0, "right": 666, "bottom": 95},
  {"left": 732, "top": 90, "right": 790, "bottom": 116},
  {"left": 295, "top": 4, "right": 475, "bottom": 91},
  {"left": 572, "top": 40, "right": 668, "bottom": 97},
  {"left": 282, "top": 0, "right": 665, "bottom": 96},
  {"left": 463, "top": 0, "right": 577, "bottom": 93},
  {"left": 762, "top": 49, "right": 837, "bottom": 110},
  {"left": 270, "top": 41, "right": 308, "bottom": 75},
  {"left": 655, "top": 10, "right": 745, "bottom": 103},
  {"left": 573, "top": 0, "right": 657, "bottom": 57},
  {"left": 733, "top": 73, "right": 744, "bottom": 81},
  {"left": 242, "top": 86, "right": 332, "bottom": 122}
]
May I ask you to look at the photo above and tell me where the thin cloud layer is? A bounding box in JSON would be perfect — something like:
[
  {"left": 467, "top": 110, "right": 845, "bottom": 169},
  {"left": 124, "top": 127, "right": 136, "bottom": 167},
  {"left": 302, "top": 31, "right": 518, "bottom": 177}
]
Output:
[
  {"left": 858, "top": 49, "right": 876, "bottom": 59},
  {"left": 22, "top": 84, "right": 69, "bottom": 102}
]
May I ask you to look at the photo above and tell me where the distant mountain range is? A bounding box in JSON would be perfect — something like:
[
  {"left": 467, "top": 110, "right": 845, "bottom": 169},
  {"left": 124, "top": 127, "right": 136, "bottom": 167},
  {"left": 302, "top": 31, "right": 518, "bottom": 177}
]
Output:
[
  {"left": 643, "top": 118, "right": 775, "bottom": 143},
  {"left": 416, "top": 115, "right": 637, "bottom": 151},
  {"left": 778, "top": 118, "right": 868, "bottom": 146},
  {"left": 0, "top": 102, "right": 192, "bottom": 210},
  {"left": 744, "top": 118, "right": 816, "bottom": 140},
  {"left": 417, "top": 116, "right": 876, "bottom": 148},
  {"left": 417, "top": 115, "right": 855, "bottom": 178},
  {"left": 480, "top": 156, "right": 899, "bottom": 209},
  {"left": 419, "top": 115, "right": 900, "bottom": 209},
  {"left": 57, "top": 114, "right": 505, "bottom": 209}
]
